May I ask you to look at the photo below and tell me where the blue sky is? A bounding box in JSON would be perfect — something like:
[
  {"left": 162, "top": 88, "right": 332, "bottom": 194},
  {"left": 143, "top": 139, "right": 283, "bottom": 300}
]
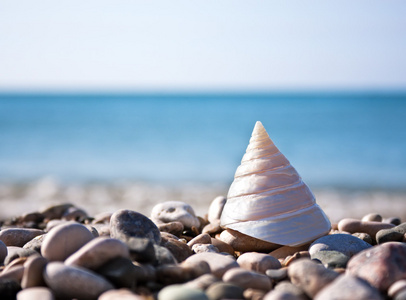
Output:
[{"left": 1, "top": 1, "right": 405, "bottom": 92}]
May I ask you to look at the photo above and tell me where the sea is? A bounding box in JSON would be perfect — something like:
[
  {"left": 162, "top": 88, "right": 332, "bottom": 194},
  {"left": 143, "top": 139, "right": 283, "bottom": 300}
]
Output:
[{"left": 1, "top": 92, "right": 406, "bottom": 220}]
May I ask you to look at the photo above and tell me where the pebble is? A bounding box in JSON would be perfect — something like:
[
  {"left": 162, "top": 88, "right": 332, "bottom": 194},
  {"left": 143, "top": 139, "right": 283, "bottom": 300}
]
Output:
[
  {"left": 352, "top": 232, "right": 374, "bottom": 245},
  {"left": 362, "top": 213, "right": 383, "bottom": 222},
  {"left": 184, "top": 252, "right": 239, "bottom": 278},
  {"left": 269, "top": 244, "right": 310, "bottom": 260},
  {"left": 110, "top": 209, "right": 161, "bottom": 244},
  {"left": 384, "top": 217, "right": 402, "bottom": 226},
  {"left": 192, "top": 244, "right": 219, "bottom": 253},
  {"left": 4, "top": 247, "right": 37, "bottom": 265},
  {"left": 310, "top": 250, "right": 350, "bottom": 268},
  {"left": 151, "top": 201, "right": 200, "bottom": 229},
  {"left": 21, "top": 255, "right": 48, "bottom": 288},
  {"left": 44, "top": 262, "right": 114, "bottom": 299},
  {"left": 389, "top": 280, "right": 406, "bottom": 298},
  {"left": 185, "top": 274, "right": 220, "bottom": 290},
  {"left": 160, "top": 233, "right": 193, "bottom": 262},
  {"left": 222, "top": 268, "right": 272, "bottom": 291},
  {"left": 187, "top": 233, "right": 212, "bottom": 248},
  {"left": 157, "top": 221, "right": 184, "bottom": 236},
  {"left": 96, "top": 257, "right": 139, "bottom": 288},
  {"left": 22, "top": 234, "right": 45, "bottom": 253},
  {"left": 0, "top": 228, "right": 44, "bottom": 247},
  {"left": 0, "top": 240, "right": 7, "bottom": 263},
  {"left": 288, "top": 258, "right": 339, "bottom": 298},
  {"left": 265, "top": 268, "right": 288, "bottom": 282},
  {"left": 337, "top": 218, "right": 394, "bottom": 240},
  {"left": 65, "top": 237, "right": 130, "bottom": 270},
  {"left": 265, "top": 281, "right": 307, "bottom": 300},
  {"left": 219, "top": 228, "right": 280, "bottom": 252},
  {"left": 211, "top": 237, "right": 235, "bottom": 255},
  {"left": 41, "top": 222, "right": 94, "bottom": 261},
  {"left": 125, "top": 237, "right": 156, "bottom": 263},
  {"left": 347, "top": 241, "right": 406, "bottom": 291},
  {"left": 237, "top": 252, "right": 281, "bottom": 274},
  {"left": 206, "top": 282, "right": 244, "bottom": 300},
  {"left": 202, "top": 222, "right": 222, "bottom": 235},
  {"left": 16, "top": 287, "right": 55, "bottom": 300},
  {"left": 376, "top": 222, "right": 406, "bottom": 244},
  {"left": 156, "top": 261, "right": 210, "bottom": 285},
  {"left": 207, "top": 196, "right": 226, "bottom": 224},
  {"left": 309, "top": 233, "right": 372, "bottom": 257},
  {"left": 157, "top": 284, "right": 209, "bottom": 300},
  {"left": 283, "top": 251, "right": 310, "bottom": 267},
  {"left": 154, "top": 244, "right": 178, "bottom": 265},
  {"left": 98, "top": 288, "right": 145, "bottom": 300},
  {"left": 314, "top": 274, "right": 383, "bottom": 300}
]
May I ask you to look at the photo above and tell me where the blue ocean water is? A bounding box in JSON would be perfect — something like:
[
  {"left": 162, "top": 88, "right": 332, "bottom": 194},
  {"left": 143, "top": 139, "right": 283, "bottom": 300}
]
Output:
[{"left": 0, "top": 92, "right": 405, "bottom": 189}]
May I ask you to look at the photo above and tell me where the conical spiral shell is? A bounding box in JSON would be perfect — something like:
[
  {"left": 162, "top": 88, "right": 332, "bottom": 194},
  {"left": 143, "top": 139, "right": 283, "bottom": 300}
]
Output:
[{"left": 220, "top": 121, "right": 331, "bottom": 246}]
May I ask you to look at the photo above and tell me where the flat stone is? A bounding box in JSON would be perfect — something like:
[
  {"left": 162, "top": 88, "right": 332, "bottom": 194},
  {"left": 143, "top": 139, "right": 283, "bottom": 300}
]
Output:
[
  {"left": 21, "top": 255, "right": 48, "bottom": 288},
  {"left": 219, "top": 229, "right": 280, "bottom": 252},
  {"left": 314, "top": 274, "right": 383, "bottom": 300},
  {"left": 223, "top": 267, "right": 272, "bottom": 291},
  {"left": 110, "top": 209, "right": 161, "bottom": 244},
  {"left": 99, "top": 289, "right": 145, "bottom": 300},
  {"left": 207, "top": 196, "right": 226, "bottom": 224},
  {"left": 288, "top": 258, "right": 339, "bottom": 298},
  {"left": 44, "top": 262, "right": 114, "bottom": 299},
  {"left": 311, "top": 250, "right": 350, "bottom": 269},
  {"left": 192, "top": 244, "right": 219, "bottom": 254},
  {"left": 206, "top": 282, "right": 244, "bottom": 300},
  {"left": 0, "top": 240, "right": 7, "bottom": 264},
  {"left": 309, "top": 234, "right": 372, "bottom": 257},
  {"left": 0, "top": 228, "right": 44, "bottom": 247},
  {"left": 184, "top": 252, "right": 239, "bottom": 278},
  {"left": 151, "top": 201, "right": 200, "bottom": 229},
  {"left": 158, "top": 284, "right": 209, "bottom": 300},
  {"left": 65, "top": 237, "right": 129, "bottom": 270},
  {"left": 41, "top": 222, "right": 94, "bottom": 261},
  {"left": 347, "top": 241, "right": 406, "bottom": 291},
  {"left": 17, "top": 287, "right": 54, "bottom": 300},
  {"left": 376, "top": 223, "right": 406, "bottom": 244},
  {"left": 237, "top": 252, "right": 281, "bottom": 274},
  {"left": 0, "top": 265, "right": 25, "bottom": 282}
]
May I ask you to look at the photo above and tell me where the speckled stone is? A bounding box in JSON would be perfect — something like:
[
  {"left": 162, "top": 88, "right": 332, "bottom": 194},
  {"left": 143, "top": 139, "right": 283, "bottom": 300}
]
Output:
[
  {"left": 288, "top": 258, "right": 339, "bottom": 298},
  {"left": 98, "top": 289, "right": 144, "bottom": 300},
  {"left": 0, "top": 240, "right": 7, "bottom": 264},
  {"left": 4, "top": 247, "right": 37, "bottom": 265},
  {"left": 309, "top": 234, "right": 372, "bottom": 257},
  {"left": 237, "top": 252, "right": 281, "bottom": 274},
  {"left": 207, "top": 196, "right": 226, "bottom": 224},
  {"left": 158, "top": 284, "right": 209, "bottom": 300},
  {"left": 161, "top": 234, "right": 193, "bottom": 262},
  {"left": 219, "top": 228, "right": 280, "bottom": 252},
  {"left": 110, "top": 209, "right": 161, "bottom": 244},
  {"left": 352, "top": 232, "right": 373, "bottom": 245},
  {"left": 0, "top": 228, "right": 44, "bottom": 247},
  {"left": 192, "top": 244, "right": 220, "bottom": 254},
  {"left": 206, "top": 282, "right": 244, "bottom": 300},
  {"left": 16, "top": 287, "right": 55, "bottom": 300},
  {"left": 22, "top": 234, "right": 46, "bottom": 253},
  {"left": 41, "top": 222, "right": 94, "bottom": 261},
  {"left": 311, "top": 250, "right": 350, "bottom": 269},
  {"left": 184, "top": 252, "right": 239, "bottom": 278},
  {"left": 376, "top": 223, "right": 406, "bottom": 244},
  {"left": 223, "top": 268, "right": 272, "bottom": 291},
  {"left": 151, "top": 201, "right": 200, "bottom": 229},
  {"left": 347, "top": 242, "right": 406, "bottom": 291},
  {"left": 21, "top": 255, "right": 48, "bottom": 288},
  {"left": 314, "top": 274, "right": 383, "bottom": 300},
  {"left": 44, "top": 262, "right": 114, "bottom": 299}
]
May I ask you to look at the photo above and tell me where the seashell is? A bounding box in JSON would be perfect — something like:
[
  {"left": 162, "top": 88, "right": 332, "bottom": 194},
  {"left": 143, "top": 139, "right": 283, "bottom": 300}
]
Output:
[{"left": 220, "top": 121, "right": 331, "bottom": 247}]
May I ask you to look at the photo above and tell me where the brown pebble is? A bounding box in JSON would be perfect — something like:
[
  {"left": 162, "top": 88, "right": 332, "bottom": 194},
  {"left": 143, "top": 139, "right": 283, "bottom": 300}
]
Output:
[
  {"left": 219, "top": 229, "right": 280, "bottom": 252},
  {"left": 223, "top": 267, "right": 272, "bottom": 291},
  {"left": 337, "top": 218, "right": 394, "bottom": 240},
  {"left": 41, "top": 203, "right": 74, "bottom": 220},
  {"left": 158, "top": 221, "right": 184, "bottom": 236},
  {"left": 202, "top": 222, "right": 222, "bottom": 235},
  {"left": 211, "top": 237, "right": 235, "bottom": 255},
  {"left": 184, "top": 252, "right": 239, "bottom": 278},
  {"left": 0, "top": 228, "right": 44, "bottom": 247},
  {"left": 269, "top": 244, "right": 310, "bottom": 260},
  {"left": 0, "top": 264, "right": 25, "bottom": 282},
  {"left": 187, "top": 233, "right": 212, "bottom": 248},
  {"left": 184, "top": 273, "right": 220, "bottom": 290},
  {"left": 160, "top": 234, "right": 193, "bottom": 263},
  {"left": 237, "top": 252, "right": 281, "bottom": 274},
  {"left": 283, "top": 251, "right": 311, "bottom": 267},
  {"left": 21, "top": 255, "right": 48, "bottom": 288},
  {"left": 244, "top": 288, "right": 266, "bottom": 300}
]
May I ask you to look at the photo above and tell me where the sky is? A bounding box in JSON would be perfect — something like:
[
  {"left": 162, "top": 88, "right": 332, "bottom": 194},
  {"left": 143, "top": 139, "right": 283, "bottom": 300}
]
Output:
[{"left": 1, "top": 1, "right": 406, "bottom": 92}]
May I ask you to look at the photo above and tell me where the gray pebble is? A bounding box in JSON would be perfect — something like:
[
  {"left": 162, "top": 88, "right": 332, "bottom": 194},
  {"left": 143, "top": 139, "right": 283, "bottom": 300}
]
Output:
[
  {"left": 192, "top": 244, "right": 220, "bottom": 254},
  {"left": 376, "top": 222, "right": 406, "bottom": 244},
  {"left": 223, "top": 268, "right": 272, "bottom": 291},
  {"left": 309, "top": 234, "right": 372, "bottom": 257},
  {"left": 206, "top": 282, "right": 244, "bottom": 300},
  {"left": 237, "top": 252, "right": 281, "bottom": 274},
  {"left": 158, "top": 284, "right": 209, "bottom": 300},
  {"left": 110, "top": 209, "right": 161, "bottom": 244},
  {"left": 96, "top": 257, "right": 139, "bottom": 288},
  {"left": 311, "top": 250, "right": 350, "bottom": 269},
  {"left": 23, "top": 234, "right": 46, "bottom": 253}
]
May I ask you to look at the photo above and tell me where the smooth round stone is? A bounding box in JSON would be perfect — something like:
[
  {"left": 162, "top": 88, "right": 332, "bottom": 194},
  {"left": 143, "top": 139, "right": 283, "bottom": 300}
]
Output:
[
  {"left": 223, "top": 267, "right": 272, "bottom": 291},
  {"left": 311, "top": 250, "right": 350, "bottom": 269},
  {"left": 288, "top": 258, "right": 339, "bottom": 298},
  {"left": 219, "top": 229, "right": 280, "bottom": 252},
  {"left": 362, "top": 213, "right": 382, "bottom": 222},
  {"left": 347, "top": 242, "right": 406, "bottom": 291},
  {"left": 309, "top": 234, "right": 372, "bottom": 257},
  {"left": 207, "top": 196, "right": 227, "bottom": 224},
  {"left": 23, "top": 234, "right": 46, "bottom": 253},
  {"left": 314, "top": 274, "right": 383, "bottom": 300},
  {"left": 110, "top": 209, "right": 161, "bottom": 244},
  {"left": 265, "top": 268, "right": 288, "bottom": 282},
  {"left": 21, "top": 255, "right": 48, "bottom": 288},
  {"left": 202, "top": 222, "right": 222, "bottom": 235},
  {"left": 206, "top": 282, "right": 244, "bottom": 300},
  {"left": 395, "top": 290, "right": 406, "bottom": 300},
  {"left": 184, "top": 252, "right": 239, "bottom": 278},
  {"left": 161, "top": 234, "right": 193, "bottom": 262},
  {"left": 389, "top": 280, "right": 406, "bottom": 298},
  {"left": 0, "top": 240, "right": 7, "bottom": 264},
  {"left": 337, "top": 218, "right": 394, "bottom": 238},
  {"left": 65, "top": 237, "right": 129, "bottom": 270},
  {"left": 376, "top": 223, "right": 406, "bottom": 244},
  {"left": 211, "top": 238, "right": 234, "bottom": 255},
  {"left": 99, "top": 289, "right": 144, "bottom": 300},
  {"left": 237, "top": 252, "right": 281, "bottom": 274},
  {"left": 192, "top": 244, "right": 219, "bottom": 254},
  {"left": 158, "top": 221, "right": 184, "bottom": 236},
  {"left": 185, "top": 274, "right": 220, "bottom": 290},
  {"left": 158, "top": 284, "right": 209, "bottom": 300},
  {"left": 0, "top": 228, "right": 44, "bottom": 247},
  {"left": 44, "top": 262, "right": 114, "bottom": 299},
  {"left": 151, "top": 201, "right": 200, "bottom": 229},
  {"left": 96, "top": 257, "right": 139, "bottom": 288},
  {"left": 17, "top": 287, "right": 54, "bottom": 300},
  {"left": 269, "top": 244, "right": 310, "bottom": 260},
  {"left": 41, "top": 222, "right": 94, "bottom": 261},
  {"left": 187, "top": 233, "right": 212, "bottom": 248}
]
